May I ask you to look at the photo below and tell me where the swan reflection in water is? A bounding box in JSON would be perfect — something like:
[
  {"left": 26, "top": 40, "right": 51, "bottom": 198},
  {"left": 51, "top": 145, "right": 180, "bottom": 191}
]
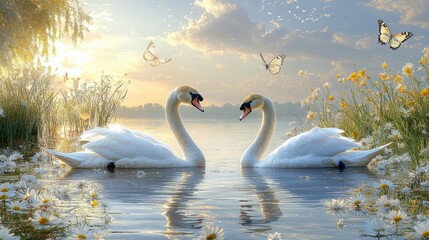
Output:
[
  {"left": 63, "top": 168, "right": 205, "bottom": 239},
  {"left": 240, "top": 168, "right": 283, "bottom": 228},
  {"left": 162, "top": 168, "right": 205, "bottom": 236},
  {"left": 239, "top": 167, "right": 375, "bottom": 233}
]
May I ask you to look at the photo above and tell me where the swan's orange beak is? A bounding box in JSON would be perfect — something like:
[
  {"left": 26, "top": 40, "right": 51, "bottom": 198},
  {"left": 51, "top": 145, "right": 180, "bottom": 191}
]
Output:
[
  {"left": 192, "top": 97, "right": 204, "bottom": 112},
  {"left": 239, "top": 106, "right": 251, "bottom": 121}
]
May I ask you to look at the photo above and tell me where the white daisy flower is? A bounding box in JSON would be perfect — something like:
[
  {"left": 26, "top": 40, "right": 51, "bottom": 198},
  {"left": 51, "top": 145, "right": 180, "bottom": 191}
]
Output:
[
  {"left": 31, "top": 210, "right": 60, "bottom": 229},
  {"left": 0, "top": 183, "right": 16, "bottom": 200},
  {"left": 414, "top": 220, "right": 429, "bottom": 239},
  {"left": 37, "top": 191, "right": 59, "bottom": 210},
  {"left": 199, "top": 225, "right": 225, "bottom": 240},
  {"left": 385, "top": 210, "right": 409, "bottom": 225},
  {"left": 347, "top": 193, "right": 368, "bottom": 209},
  {"left": 30, "top": 152, "right": 49, "bottom": 163},
  {"left": 0, "top": 227, "right": 19, "bottom": 239},
  {"left": 8, "top": 151, "right": 23, "bottom": 161},
  {"left": 55, "top": 185, "right": 72, "bottom": 201},
  {"left": 21, "top": 174, "right": 38, "bottom": 185},
  {"left": 325, "top": 199, "right": 348, "bottom": 215},
  {"left": 6, "top": 200, "right": 29, "bottom": 214},
  {"left": 373, "top": 179, "right": 395, "bottom": 192},
  {"left": 363, "top": 217, "right": 389, "bottom": 237},
  {"left": 375, "top": 195, "right": 400, "bottom": 213},
  {"left": 71, "top": 225, "right": 93, "bottom": 239},
  {"left": 18, "top": 188, "right": 38, "bottom": 207},
  {"left": 267, "top": 232, "right": 282, "bottom": 240}
]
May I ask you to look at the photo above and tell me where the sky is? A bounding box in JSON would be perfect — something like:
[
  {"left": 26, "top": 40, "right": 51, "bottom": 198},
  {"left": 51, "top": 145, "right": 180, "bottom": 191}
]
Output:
[{"left": 48, "top": 0, "right": 429, "bottom": 107}]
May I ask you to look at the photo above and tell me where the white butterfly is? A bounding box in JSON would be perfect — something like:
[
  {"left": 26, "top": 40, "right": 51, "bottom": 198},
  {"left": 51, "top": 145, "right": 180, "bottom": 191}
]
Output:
[
  {"left": 260, "top": 53, "right": 286, "bottom": 75},
  {"left": 378, "top": 19, "right": 413, "bottom": 50},
  {"left": 143, "top": 41, "right": 172, "bottom": 66}
]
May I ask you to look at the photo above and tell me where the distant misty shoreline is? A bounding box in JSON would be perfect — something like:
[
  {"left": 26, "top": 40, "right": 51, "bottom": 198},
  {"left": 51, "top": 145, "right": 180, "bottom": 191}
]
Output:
[{"left": 117, "top": 102, "right": 306, "bottom": 120}]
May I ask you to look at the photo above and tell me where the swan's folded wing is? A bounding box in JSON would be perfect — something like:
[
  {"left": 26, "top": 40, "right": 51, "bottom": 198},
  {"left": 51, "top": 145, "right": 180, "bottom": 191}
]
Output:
[
  {"left": 80, "top": 125, "right": 162, "bottom": 144},
  {"left": 276, "top": 127, "right": 362, "bottom": 158},
  {"left": 82, "top": 129, "right": 179, "bottom": 161}
]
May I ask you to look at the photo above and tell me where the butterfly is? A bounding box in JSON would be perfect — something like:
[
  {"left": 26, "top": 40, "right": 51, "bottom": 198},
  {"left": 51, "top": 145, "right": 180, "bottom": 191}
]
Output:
[
  {"left": 377, "top": 19, "right": 413, "bottom": 50},
  {"left": 260, "top": 53, "right": 286, "bottom": 75},
  {"left": 143, "top": 41, "right": 172, "bottom": 66}
]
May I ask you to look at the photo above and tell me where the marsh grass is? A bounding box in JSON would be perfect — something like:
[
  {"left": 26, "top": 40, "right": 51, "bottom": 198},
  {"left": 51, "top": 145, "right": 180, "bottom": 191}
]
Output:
[
  {"left": 303, "top": 48, "right": 429, "bottom": 166},
  {"left": 60, "top": 73, "right": 128, "bottom": 134},
  {"left": 0, "top": 67, "right": 56, "bottom": 147},
  {"left": 0, "top": 67, "right": 128, "bottom": 149}
]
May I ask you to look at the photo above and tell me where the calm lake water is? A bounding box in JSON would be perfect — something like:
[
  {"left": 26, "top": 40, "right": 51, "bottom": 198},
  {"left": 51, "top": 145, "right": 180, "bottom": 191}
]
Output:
[{"left": 60, "top": 119, "right": 377, "bottom": 239}]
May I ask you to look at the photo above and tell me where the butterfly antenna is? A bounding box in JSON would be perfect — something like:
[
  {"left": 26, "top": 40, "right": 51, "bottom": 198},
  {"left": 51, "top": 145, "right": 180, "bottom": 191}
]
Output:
[{"left": 259, "top": 53, "right": 268, "bottom": 66}]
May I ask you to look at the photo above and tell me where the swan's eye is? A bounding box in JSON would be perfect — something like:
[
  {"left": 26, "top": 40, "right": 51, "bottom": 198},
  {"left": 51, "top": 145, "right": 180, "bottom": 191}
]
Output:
[
  {"left": 190, "top": 92, "right": 203, "bottom": 101},
  {"left": 239, "top": 101, "right": 252, "bottom": 110}
]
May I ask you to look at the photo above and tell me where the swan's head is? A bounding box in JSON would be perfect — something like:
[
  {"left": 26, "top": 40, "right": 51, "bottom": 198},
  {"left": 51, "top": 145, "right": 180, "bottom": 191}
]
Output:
[
  {"left": 175, "top": 86, "right": 204, "bottom": 112},
  {"left": 239, "top": 94, "right": 264, "bottom": 121}
]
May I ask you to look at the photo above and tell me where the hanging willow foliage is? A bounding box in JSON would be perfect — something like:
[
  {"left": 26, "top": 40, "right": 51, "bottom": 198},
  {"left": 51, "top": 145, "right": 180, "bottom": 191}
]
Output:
[{"left": 0, "top": 0, "right": 91, "bottom": 72}]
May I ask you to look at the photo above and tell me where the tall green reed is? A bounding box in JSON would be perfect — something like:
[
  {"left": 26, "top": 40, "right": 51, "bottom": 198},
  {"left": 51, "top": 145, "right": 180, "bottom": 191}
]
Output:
[
  {"left": 0, "top": 67, "right": 56, "bottom": 147},
  {"left": 59, "top": 73, "right": 128, "bottom": 134}
]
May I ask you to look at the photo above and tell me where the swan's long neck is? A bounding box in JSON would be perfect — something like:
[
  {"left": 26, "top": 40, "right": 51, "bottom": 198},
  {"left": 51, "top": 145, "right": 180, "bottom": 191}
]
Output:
[
  {"left": 241, "top": 97, "right": 276, "bottom": 167},
  {"left": 166, "top": 93, "right": 205, "bottom": 166}
]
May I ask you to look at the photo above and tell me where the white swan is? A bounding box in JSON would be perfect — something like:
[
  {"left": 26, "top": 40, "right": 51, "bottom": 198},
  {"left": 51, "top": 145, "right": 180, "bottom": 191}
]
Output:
[
  {"left": 239, "top": 94, "right": 390, "bottom": 168},
  {"left": 45, "top": 86, "right": 205, "bottom": 169}
]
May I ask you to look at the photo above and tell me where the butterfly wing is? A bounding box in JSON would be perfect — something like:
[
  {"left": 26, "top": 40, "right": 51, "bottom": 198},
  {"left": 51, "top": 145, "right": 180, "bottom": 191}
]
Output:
[
  {"left": 267, "top": 55, "right": 286, "bottom": 75},
  {"left": 378, "top": 19, "right": 392, "bottom": 45},
  {"left": 159, "top": 58, "right": 172, "bottom": 64},
  {"left": 390, "top": 32, "right": 413, "bottom": 50},
  {"left": 143, "top": 41, "right": 156, "bottom": 61}
]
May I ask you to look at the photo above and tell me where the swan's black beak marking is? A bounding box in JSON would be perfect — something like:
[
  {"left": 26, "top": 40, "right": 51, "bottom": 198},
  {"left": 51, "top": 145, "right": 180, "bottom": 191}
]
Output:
[
  {"left": 239, "top": 101, "right": 252, "bottom": 121},
  {"left": 107, "top": 162, "right": 115, "bottom": 173},
  {"left": 190, "top": 93, "right": 204, "bottom": 112},
  {"left": 338, "top": 161, "right": 346, "bottom": 171}
]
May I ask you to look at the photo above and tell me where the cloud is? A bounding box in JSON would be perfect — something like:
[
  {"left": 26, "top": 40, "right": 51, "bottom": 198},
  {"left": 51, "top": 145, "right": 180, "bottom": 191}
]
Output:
[
  {"left": 332, "top": 33, "right": 347, "bottom": 45},
  {"left": 167, "top": 0, "right": 358, "bottom": 63},
  {"left": 194, "top": 0, "right": 237, "bottom": 17},
  {"left": 167, "top": 0, "right": 265, "bottom": 57},
  {"left": 355, "top": 36, "right": 371, "bottom": 49},
  {"left": 368, "top": 0, "right": 429, "bottom": 28}
]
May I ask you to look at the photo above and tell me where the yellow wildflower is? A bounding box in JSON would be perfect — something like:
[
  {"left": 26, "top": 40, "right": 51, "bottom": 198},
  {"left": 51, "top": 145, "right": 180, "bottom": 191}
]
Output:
[
  {"left": 407, "top": 99, "right": 414, "bottom": 106},
  {"left": 90, "top": 200, "right": 99, "bottom": 207},
  {"left": 328, "top": 95, "right": 335, "bottom": 101},
  {"left": 381, "top": 61, "right": 388, "bottom": 69},
  {"left": 402, "top": 62, "right": 413, "bottom": 77},
  {"left": 323, "top": 82, "right": 330, "bottom": 89},
  {"left": 396, "top": 75, "right": 403, "bottom": 84},
  {"left": 419, "top": 56, "right": 428, "bottom": 65},
  {"left": 358, "top": 68, "right": 366, "bottom": 78},
  {"left": 339, "top": 100, "right": 349, "bottom": 109},
  {"left": 80, "top": 112, "right": 90, "bottom": 121},
  {"left": 306, "top": 111, "right": 316, "bottom": 120},
  {"left": 420, "top": 88, "right": 429, "bottom": 97},
  {"left": 347, "top": 72, "right": 359, "bottom": 83},
  {"left": 379, "top": 72, "right": 389, "bottom": 81}
]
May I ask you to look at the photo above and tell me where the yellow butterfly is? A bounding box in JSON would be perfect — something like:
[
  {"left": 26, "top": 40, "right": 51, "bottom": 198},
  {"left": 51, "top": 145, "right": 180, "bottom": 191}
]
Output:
[
  {"left": 378, "top": 19, "right": 413, "bottom": 50},
  {"left": 143, "top": 41, "right": 172, "bottom": 66},
  {"left": 260, "top": 53, "right": 286, "bottom": 75}
]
